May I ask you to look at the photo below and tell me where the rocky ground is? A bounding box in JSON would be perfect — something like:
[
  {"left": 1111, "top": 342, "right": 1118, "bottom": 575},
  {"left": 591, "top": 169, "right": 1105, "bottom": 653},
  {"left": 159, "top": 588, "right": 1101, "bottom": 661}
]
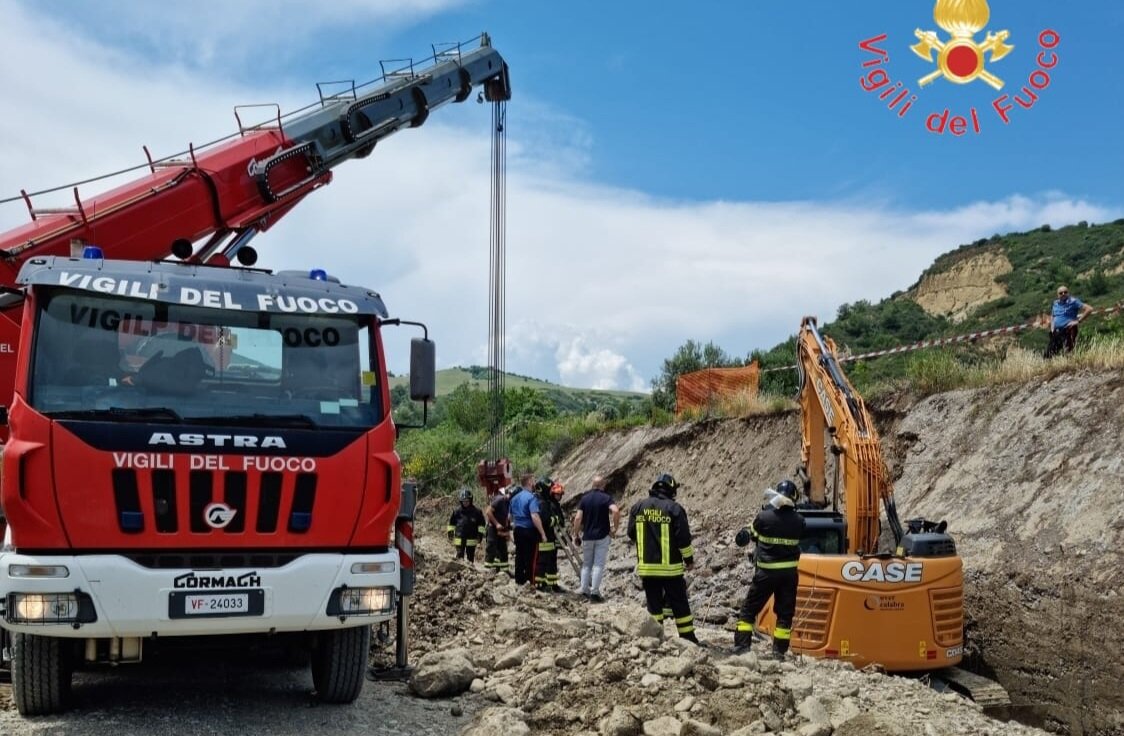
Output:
[{"left": 406, "top": 521, "right": 1047, "bottom": 736}]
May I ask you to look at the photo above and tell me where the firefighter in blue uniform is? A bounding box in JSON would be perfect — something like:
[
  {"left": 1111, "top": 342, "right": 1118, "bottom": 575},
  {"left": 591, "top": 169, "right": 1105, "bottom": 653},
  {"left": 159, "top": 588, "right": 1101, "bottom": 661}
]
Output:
[
  {"left": 447, "top": 488, "right": 486, "bottom": 564},
  {"left": 627, "top": 473, "right": 698, "bottom": 643},
  {"left": 732, "top": 479, "right": 806, "bottom": 655}
]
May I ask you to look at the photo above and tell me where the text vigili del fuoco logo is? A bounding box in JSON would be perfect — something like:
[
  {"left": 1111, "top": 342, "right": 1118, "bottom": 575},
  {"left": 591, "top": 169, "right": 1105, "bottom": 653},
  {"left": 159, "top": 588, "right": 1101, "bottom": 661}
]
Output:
[{"left": 859, "top": 0, "right": 1059, "bottom": 135}]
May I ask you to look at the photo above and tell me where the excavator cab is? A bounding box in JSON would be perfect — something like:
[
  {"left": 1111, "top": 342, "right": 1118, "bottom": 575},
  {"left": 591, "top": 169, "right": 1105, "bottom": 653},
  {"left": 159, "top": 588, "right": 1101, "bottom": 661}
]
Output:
[{"left": 797, "top": 510, "right": 846, "bottom": 555}]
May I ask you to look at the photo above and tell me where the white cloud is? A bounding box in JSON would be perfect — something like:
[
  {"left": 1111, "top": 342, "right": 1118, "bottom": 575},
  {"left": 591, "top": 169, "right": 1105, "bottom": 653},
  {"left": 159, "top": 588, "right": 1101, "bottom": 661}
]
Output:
[
  {"left": 12, "top": 0, "right": 472, "bottom": 70},
  {"left": 0, "top": 5, "right": 1118, "bottom": 392}
]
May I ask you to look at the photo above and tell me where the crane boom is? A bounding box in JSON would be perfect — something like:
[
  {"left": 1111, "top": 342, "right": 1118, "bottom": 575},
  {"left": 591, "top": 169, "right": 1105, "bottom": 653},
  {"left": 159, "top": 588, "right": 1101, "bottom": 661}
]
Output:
[
  {"left": 796, "top": 315, "right": 903, "bottom": 554},
  {"left": 0, "top": 34, "right": 511, "bottom": 412}
]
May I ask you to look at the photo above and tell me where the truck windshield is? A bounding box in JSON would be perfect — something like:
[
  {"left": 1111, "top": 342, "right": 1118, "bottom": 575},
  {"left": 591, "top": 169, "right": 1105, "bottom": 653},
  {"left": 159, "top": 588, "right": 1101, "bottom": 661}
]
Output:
[{"left": 29, "top": 289, "right": 383, "bottom": 428}]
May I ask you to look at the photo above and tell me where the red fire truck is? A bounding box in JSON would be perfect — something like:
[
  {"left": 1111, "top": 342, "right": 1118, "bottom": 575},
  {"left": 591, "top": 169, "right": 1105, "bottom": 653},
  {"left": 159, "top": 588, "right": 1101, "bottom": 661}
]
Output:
[{"left": 0, "top": 35, "right": 510, "bottom": 714}]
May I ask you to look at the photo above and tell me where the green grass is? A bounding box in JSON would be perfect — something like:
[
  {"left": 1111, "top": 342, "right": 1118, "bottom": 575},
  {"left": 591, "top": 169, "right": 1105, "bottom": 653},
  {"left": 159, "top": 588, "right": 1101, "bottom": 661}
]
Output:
[{"left": 880, "top": 334, "right": 1124, "bottom": 398}]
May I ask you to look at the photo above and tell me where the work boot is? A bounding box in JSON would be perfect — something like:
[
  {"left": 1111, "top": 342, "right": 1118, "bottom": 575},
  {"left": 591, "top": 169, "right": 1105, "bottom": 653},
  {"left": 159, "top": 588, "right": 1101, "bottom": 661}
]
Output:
[
  {"left": 680, "top": 632, "right": 700, "bottom": 644},
  {"left": 732, "top": 630, "right": 752, "bottom": 655}
]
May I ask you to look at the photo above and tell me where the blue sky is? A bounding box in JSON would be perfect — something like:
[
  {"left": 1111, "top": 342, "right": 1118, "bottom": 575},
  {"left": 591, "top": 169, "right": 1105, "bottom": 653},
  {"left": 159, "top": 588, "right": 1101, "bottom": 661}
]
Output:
[{"left": 0, "top": 1, "right": 1120, "bottom": 389}]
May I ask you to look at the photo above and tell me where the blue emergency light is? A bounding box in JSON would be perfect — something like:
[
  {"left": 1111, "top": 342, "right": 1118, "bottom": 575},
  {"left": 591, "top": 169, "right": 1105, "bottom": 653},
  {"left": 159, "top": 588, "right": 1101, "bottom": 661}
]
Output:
[
  {"left": 309, "top": 269, "right": 328, "bottom": 281},
  {"left": 82, "top": 245, "right": 105, "bottom": 259}
]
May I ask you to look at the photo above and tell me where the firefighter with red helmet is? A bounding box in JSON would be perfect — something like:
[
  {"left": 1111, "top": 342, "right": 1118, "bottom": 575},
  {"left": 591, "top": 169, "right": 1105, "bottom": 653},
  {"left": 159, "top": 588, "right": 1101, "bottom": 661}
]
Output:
[
  {"left": 533, "top": 478, "right": 567, "bottom": 592},
  {"left": 627, "top": 473, "right": 698, "bottom": 643},
  {"left": 447, "top": 488, "right": 486, "bottom": 564},
  {"left": 732, "top": 479, "right": 807, "bottom": 655}
]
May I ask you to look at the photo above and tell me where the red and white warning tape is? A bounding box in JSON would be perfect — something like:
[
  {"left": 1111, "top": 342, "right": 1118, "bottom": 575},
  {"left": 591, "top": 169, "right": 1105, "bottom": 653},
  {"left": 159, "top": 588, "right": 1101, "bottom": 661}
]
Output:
[{"left": 760, "top": 302, "right": 1124, "bottom": 374}]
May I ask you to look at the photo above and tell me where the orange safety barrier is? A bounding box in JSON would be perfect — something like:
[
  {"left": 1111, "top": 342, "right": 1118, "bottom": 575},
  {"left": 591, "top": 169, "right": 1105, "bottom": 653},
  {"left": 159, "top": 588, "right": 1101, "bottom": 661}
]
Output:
[{"left": 675, "top": 363, "right": 760, "bottom": 416}]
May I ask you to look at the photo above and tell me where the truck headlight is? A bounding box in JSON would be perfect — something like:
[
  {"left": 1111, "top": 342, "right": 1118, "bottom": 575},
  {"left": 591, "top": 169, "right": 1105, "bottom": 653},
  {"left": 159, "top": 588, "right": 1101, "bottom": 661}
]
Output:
[
  {"left": 326, "top": 586, "right": 395, "bottom": 617},
  {"left": 6, "top": 592, "right": 97, "bottom": 625}
]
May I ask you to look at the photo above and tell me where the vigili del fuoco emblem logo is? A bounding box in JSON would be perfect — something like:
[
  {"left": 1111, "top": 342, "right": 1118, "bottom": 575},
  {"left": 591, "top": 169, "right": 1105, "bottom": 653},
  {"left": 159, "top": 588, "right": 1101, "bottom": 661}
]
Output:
[
  {"left": 911, "top": 0, "right": 1013, "bottom": 90},
  {"left": 858, "top": 0, "right": 1059, "bottom": 136}
]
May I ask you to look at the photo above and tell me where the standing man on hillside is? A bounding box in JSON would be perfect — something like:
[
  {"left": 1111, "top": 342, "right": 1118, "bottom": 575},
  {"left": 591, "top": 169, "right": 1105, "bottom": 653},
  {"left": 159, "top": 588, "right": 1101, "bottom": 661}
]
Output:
[
  {"left": 573, "top": 474, "right": 620, "bottom": 602},
  {"left": 1045, "top": 285, "right": 1094, "bottom": 357},
  {"left": 509, "top": 472, "right": 547, "bottom": 587},
  {"left": 483, "top": 487, "right": 512, "bottom": 574},
  {"left": 627, "top": 473, "right": 699, "bottom": 643}
]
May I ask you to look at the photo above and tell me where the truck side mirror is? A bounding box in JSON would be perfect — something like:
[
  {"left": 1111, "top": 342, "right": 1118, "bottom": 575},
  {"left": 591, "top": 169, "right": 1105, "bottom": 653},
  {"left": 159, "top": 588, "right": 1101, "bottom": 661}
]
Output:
[{"left": 409, "top": 338, "right": 436, "bottom": 402}]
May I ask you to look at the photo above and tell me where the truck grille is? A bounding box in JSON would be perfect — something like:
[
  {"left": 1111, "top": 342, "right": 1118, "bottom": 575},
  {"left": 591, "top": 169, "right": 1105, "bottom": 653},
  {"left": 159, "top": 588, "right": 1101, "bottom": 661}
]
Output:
[
  {"left": 793, "top": 587, "right": 836, "bottom": 648},
  {"left": 929, "top": 587, "right": 963, "bottom": 646},
  {"left": 123, "top": 552, "right": 301, "bottom": 569},
  {"left": 111, "top": 469, "right": 318, "bottom": 535}
]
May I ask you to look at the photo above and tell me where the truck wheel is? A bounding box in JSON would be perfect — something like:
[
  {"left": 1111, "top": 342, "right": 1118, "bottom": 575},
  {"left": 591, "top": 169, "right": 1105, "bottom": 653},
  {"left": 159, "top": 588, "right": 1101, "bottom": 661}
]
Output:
[
  {"left": 311, "top": 625, "right": 370, "bottom": 703},
  {"left": 11, "top": 632, "right": 74, "bottom": 715}
]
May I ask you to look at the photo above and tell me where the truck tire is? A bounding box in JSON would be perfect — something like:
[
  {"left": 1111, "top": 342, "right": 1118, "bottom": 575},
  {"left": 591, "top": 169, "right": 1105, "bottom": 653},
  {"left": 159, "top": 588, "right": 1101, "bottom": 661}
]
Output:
[
  {"left": 311, "top": 625, "right": 370, "bottom": 704},
  {"left": 11, "top": 632, "right": 73, "bottom": 715}
]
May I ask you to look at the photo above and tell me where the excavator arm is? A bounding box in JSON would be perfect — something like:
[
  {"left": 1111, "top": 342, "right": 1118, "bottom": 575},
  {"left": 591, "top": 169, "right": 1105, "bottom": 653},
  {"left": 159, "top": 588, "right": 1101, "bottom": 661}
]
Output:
[
  {"left": 0, "top": 34, "right": 511, "bottom": 409},
  {"left": 796, "top": 316, "right": 903, "bottom": 554}
]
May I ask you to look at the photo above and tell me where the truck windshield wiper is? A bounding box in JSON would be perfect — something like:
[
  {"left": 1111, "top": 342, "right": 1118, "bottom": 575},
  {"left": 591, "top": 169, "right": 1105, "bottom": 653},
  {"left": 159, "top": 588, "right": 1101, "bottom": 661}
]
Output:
[
  {"left": 186, "top": 413, "right": 318, "bottom": 428},
  {"left": 46, "top": 407, "right": 183, "bottom": 422}
]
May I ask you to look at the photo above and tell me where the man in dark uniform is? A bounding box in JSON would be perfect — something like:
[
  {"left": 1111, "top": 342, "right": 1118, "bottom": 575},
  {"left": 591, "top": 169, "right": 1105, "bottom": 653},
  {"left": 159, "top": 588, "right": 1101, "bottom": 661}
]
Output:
[
  {"left": 447, "top": 488, "right": 486, "bottom": 564},
  {"left": 627, "top": 473, "right": 698, "bottom": 643},
  {"left": 483, "top": 487, "right": 512, "bottom": 574},
  {"left": 733, "top": 479, "right": 807, "bottom": 656},
  {"left": 533, "top": 478, "right": 567, "bottom": 592}
]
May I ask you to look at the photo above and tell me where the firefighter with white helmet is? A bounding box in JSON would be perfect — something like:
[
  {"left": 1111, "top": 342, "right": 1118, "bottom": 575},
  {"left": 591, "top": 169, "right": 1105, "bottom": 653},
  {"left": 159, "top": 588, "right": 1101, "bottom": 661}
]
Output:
[{"left": 732, "top": 479, "right": 807, "bottom": 655}]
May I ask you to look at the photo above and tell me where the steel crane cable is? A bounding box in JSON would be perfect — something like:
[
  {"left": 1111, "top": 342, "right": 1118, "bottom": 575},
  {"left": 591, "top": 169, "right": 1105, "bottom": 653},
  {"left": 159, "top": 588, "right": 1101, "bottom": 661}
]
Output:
[{"left": 487, "top": 99, "right": 507, "bottom": 460}]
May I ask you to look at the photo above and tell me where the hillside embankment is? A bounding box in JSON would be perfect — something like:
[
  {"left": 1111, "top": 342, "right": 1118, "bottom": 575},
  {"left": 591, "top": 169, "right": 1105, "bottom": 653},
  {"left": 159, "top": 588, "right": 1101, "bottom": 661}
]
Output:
[{"left": 537, "top": 368, "right": 1124, "bottom": 735}]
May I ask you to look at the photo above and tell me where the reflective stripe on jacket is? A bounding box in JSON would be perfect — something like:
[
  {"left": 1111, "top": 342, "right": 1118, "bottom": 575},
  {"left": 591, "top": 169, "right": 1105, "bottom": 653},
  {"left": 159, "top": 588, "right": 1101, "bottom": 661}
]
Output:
[
  {"left": 628, "top": 492, "right": 693, "bottom": 577},
  {"left": 449, "top": 505, "right": 486, "bottom": 545}
]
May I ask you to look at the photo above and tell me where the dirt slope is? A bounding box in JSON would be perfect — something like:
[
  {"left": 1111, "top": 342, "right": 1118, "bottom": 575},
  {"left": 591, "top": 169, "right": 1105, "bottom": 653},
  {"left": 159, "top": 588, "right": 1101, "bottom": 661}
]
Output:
[{"left": 544, "top": 369, "right": 1124, "bottom": 736}]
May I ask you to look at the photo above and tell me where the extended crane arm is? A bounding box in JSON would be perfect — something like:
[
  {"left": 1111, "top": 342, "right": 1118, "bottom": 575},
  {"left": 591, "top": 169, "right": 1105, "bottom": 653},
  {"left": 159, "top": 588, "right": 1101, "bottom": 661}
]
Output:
[
  {"left": 0, "top": 35, "right": 510, "bottom": 276},
  {"left": 796, "top": 316, "right": 903, "bottom": 554}
]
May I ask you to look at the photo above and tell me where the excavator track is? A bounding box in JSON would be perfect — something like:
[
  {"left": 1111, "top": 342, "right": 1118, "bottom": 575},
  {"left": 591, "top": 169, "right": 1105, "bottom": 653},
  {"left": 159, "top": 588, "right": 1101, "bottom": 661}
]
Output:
[{"left": 933, "top": 667, "right": 1011, "bottom": 709}]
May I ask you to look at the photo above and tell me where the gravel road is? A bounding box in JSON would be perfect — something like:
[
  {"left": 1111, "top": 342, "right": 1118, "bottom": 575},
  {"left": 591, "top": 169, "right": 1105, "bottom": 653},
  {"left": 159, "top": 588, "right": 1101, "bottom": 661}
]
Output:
[{"left": 0, "top": 646, "right": 478, "bottom": 736}]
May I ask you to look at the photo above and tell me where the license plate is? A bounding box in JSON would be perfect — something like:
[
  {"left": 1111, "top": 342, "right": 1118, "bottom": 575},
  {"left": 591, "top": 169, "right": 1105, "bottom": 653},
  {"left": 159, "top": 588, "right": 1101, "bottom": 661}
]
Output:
[{"left": 169, "top": 589, "right": 265, "bottom": 619}]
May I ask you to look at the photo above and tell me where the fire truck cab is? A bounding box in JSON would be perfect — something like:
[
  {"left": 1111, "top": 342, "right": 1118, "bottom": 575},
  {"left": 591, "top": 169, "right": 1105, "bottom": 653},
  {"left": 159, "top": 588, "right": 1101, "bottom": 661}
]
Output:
[{"left": 0, "top": 252, "right": 434, "bottom": 713}]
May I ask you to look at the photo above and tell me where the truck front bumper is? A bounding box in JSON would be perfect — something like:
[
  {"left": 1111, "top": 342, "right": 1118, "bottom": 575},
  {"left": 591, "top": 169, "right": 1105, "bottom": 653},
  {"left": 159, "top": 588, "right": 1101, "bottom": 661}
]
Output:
[{"left": 0, "top": 551, "right": 400, "bottom": 637}]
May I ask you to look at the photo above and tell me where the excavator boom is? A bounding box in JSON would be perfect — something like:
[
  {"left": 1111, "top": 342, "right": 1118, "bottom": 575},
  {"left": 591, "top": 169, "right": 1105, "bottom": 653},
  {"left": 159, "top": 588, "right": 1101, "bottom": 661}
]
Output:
[{"left": 796, "top": 316, "right": 902, "bottom": 554}]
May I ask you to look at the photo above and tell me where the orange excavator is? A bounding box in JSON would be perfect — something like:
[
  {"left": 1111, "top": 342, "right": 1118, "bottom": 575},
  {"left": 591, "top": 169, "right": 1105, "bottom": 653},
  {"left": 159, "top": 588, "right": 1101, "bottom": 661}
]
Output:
[{"left": 755, "top": 317, "right": 1008, "bottom": 703}]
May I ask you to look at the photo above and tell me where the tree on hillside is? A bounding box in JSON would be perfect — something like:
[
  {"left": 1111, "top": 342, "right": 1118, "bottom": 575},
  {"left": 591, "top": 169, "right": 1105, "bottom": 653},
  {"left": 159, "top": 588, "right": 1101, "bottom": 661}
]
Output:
[
  {"left": 505, "top": 386, "right": 558, "bottom": 424},
  {"left": 650, "top": 339, "right": 738, "bottom": 411},
  {"left": 445, "top": 383, "right": 491, "bottom": 433}
]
